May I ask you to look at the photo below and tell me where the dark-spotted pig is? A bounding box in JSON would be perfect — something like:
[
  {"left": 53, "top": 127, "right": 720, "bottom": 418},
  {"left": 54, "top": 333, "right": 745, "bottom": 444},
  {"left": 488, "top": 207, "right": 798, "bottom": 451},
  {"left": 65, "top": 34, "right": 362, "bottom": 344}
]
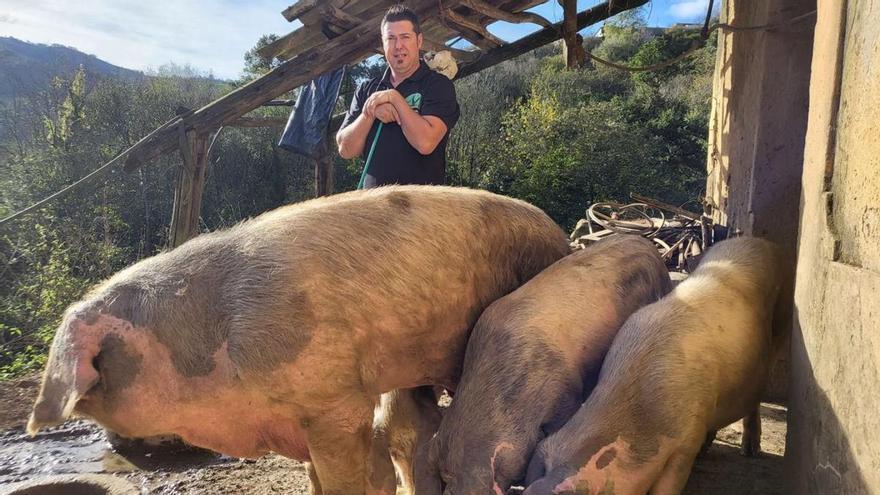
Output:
[
  {"left": 415, "top": 235, "right": 672, "bottom": 495},
  {"left": 524, "top": 236, "right": 782, "bottom": 495},
  {"left": 26, "top": 185, "right": 571, "bottom": 495}
]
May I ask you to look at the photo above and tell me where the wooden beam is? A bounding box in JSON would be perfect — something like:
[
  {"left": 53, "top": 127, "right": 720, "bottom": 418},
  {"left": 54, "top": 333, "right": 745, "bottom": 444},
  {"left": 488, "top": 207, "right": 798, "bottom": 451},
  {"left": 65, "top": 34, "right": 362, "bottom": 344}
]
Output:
[
  {"left": 282, "top": 0, "right": 323, "bottom": 22},
  {"left": 420, "top": 38, "right": 479, "bottom": 62},
  {"left": 259, "top": 27, "right": 315, "bottom": 61},
  {"left": 123, "top": 0, "right": 461, "bottom": 172},
  {"left": 264, "top": 0, "right": 393, "bottom": 60},
  {"left": 459, "top": 0, "right": 553, "bottom": 29},
  {"left": 456, "top": 0, "right": 649, "bottom": 79},
  {"left": 453, "top": 31, "right": 496, "bottom": 51},
  {"left": 169, "top": 132, "right": 210, "bottom": 247},
  {"left": 442, "top": 8, "right": 504, "bottom": 50},
  {"left": 320, "top": 4, "right": 363, "bottom": 29}
]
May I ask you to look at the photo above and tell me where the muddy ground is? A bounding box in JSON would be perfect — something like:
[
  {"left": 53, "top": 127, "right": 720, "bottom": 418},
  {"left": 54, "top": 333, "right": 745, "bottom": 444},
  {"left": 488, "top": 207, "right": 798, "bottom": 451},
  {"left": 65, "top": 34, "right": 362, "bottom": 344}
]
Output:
[{"left": 0, "top": 374, "right": 786, "bottom": 494}]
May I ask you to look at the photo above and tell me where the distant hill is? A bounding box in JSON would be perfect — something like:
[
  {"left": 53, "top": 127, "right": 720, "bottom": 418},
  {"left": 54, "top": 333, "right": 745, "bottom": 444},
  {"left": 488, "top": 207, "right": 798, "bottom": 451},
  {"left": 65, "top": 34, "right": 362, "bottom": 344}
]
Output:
[{"left": 0, "top": 37, "right": 144, "bottom": 99}]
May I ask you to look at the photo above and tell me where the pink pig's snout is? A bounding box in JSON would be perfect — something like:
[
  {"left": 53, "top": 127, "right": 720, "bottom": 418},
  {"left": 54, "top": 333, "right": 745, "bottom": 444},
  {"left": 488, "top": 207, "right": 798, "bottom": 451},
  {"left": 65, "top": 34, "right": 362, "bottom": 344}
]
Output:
[{"left": 27, "top": 315, "right": 107, "bottom": 435}]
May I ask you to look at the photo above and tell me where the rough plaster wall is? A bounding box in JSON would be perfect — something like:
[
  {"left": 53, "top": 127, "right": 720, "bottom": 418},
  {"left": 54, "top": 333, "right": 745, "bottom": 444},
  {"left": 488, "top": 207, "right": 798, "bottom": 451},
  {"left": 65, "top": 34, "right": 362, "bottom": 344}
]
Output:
[
  {"left": 705, "top": 1, "right": 770, "bottom": 229},
  {"left": 705, "top": 0, "right": 813, "bottom": 242},
  {"left": 704, "top": 0, "right": 814, "bottom": 402},
  {"left": 787, "top": 0, "right": 880, "bottom": 492}
]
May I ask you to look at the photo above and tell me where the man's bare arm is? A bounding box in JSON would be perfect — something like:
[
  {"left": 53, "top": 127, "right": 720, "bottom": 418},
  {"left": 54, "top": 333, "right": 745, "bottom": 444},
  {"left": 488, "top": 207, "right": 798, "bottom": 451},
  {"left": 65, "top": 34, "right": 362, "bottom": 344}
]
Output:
[
  {"left": 364, "top": 90, "right": 448, "bottom": 155},
  {"left": 336, "top": 112, "right": 376, "bottom": 159}
]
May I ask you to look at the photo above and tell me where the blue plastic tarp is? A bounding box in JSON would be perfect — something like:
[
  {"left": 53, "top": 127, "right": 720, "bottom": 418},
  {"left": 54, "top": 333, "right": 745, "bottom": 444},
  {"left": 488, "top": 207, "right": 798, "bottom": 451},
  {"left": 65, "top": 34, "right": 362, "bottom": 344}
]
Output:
[{"left": 278, "top": 65, "right": 346, "bottom": 158}]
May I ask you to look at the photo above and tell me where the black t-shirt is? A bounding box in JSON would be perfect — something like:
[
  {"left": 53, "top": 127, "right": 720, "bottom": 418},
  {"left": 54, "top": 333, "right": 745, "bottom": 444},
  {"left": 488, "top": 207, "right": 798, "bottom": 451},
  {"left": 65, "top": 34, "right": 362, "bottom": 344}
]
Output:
[{"left": 340, "top": 61, "right": 460, "bottom": 188}]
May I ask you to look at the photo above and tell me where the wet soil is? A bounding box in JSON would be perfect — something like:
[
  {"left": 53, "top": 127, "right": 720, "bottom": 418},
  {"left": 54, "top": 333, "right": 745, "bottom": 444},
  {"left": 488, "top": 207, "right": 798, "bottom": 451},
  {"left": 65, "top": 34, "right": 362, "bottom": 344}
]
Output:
[{"left": 0, "top": 374, "right": 785, "bottom": 494}]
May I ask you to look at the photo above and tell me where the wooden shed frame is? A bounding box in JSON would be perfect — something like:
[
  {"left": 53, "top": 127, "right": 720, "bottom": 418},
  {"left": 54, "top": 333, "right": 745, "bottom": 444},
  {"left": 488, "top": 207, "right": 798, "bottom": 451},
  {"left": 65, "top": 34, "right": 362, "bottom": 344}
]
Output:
[{"left": 115, "top": 0, "right": 646, "bottom": 246}]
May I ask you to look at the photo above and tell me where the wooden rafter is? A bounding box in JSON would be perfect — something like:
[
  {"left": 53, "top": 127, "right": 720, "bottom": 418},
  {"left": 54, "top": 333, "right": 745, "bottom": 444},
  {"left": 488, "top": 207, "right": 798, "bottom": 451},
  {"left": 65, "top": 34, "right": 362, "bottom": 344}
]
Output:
[
  {"left": 260, "top": 29, "right": 314, "bottom": 61},
  {"left": 282, "top": 0, "right": 323, "bottom": 22},
  {"left": 459, "top": 0, "right": 553, "bottom": 28},
  {"left": 263, "top": 0, "right": 391, "bottom": 61},
  {"left": 442, "top": 8, "right": 505, "bottom": 50},
  {"left": 320, "top": 5, "right": 364, "bottom": 30},
  {"left": 420, "top": 38, "right": 480, "bottom": 61}
]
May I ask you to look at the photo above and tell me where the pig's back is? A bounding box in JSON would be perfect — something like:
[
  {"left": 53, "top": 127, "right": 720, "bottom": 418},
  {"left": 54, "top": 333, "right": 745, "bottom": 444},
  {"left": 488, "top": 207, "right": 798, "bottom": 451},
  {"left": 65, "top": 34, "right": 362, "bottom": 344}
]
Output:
[
  {"left": 480, "top": 235, "right": 670, "bottom": 364},
  {"left": 236, "top": 186, "right": 570, "bottom": 390},
  {"left": 594, "top": 237, "right": 780, "bottom": 424}
]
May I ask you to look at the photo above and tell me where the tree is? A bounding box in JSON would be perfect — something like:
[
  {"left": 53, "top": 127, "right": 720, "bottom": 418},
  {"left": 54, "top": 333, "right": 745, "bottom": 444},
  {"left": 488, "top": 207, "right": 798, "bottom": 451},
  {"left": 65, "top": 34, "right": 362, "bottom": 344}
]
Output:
[
  {"left": 43, "top": 66, "right": 87, "bottom": 149},
  {"left": 242, "top": 34, "right": 283, "bottom": 80},
  {"left": 475, "top": 40, "right": 711, "bottom": 229}
]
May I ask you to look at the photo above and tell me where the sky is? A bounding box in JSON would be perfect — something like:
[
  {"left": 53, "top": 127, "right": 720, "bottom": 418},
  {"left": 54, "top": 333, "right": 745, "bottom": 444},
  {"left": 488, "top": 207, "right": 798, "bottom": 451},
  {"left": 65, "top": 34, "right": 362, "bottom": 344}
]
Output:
[{"left": 0, "top": 0, "right": 719, "bottom": 80}]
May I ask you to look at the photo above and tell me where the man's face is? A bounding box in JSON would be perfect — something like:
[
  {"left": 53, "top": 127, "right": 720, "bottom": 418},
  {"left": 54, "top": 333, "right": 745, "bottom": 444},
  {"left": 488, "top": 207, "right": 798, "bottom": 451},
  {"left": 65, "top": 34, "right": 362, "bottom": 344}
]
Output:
[{"left": 381, "top": 20, "right": 423, "bottom": 74}]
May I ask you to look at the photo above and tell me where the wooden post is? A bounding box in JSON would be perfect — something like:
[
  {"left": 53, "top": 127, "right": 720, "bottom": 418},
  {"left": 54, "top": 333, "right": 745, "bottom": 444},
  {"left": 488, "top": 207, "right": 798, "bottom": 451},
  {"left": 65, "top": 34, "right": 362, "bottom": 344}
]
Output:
[
  {"left": 314, "top": 153, "right": 334, "bottom": 197},
  {"left": 559, "top": 0, "right": 586, "bottom": 69},
  {"left": 169, "top": 131, "right": 210, "bottom": 247},
  {"left": 315, "top": 127, "right": 334, "bottom": 197}
]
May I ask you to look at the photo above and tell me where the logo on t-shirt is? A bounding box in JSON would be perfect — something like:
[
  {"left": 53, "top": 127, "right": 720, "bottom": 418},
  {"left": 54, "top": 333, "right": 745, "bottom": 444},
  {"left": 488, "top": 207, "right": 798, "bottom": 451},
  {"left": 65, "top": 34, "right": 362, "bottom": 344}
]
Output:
[{"left": 406, "top": 92, "right": 422, "bottom": 113}]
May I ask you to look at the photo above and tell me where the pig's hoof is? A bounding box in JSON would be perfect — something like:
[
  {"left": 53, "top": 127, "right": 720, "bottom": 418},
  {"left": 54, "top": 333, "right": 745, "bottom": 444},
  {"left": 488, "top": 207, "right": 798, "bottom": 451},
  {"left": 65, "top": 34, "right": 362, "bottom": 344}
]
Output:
[
  {"left": 740, "top": 436, "right": 761, "bottom": 457},
  {"left": 2, "top": 474, "right": 139, "bottom": 495},
  {"left": 699, "top": 430, "right": 717, "bottom": 456}
]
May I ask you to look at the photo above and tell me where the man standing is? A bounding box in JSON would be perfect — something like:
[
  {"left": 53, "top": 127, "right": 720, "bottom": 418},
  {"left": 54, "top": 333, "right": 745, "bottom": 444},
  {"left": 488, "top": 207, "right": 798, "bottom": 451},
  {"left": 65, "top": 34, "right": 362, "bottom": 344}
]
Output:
[{"left": 336, "top": 5, "right": 460, "bottom": 188}]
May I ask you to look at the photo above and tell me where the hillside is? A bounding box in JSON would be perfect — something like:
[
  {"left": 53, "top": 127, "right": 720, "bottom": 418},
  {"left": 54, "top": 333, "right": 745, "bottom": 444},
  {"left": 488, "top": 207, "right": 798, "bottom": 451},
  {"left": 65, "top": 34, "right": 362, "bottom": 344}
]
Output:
[{"left": 0, "top": 36, "right": 144, "bottom": 98}]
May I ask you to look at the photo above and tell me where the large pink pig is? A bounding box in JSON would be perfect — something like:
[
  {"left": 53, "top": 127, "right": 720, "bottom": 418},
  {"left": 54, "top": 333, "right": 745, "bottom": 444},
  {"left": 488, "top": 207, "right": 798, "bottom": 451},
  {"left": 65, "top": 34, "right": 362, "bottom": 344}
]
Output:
[{"left": 27, "top": 185, "right": 570, "bottom": 495}]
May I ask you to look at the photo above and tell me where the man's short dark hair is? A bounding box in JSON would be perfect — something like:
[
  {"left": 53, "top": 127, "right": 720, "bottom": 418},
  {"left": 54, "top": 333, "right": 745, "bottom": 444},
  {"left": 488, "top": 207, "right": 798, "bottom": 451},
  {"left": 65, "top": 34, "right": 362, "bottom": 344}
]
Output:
[{"left": 382, "top": 4, "right": 421, "bottom": 34}]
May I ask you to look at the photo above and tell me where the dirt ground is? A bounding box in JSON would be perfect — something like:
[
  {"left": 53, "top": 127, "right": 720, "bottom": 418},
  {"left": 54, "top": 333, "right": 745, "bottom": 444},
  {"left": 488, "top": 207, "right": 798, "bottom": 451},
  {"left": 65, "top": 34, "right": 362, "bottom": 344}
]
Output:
[{"left": 0, "top": 374, "right": 786, "bottom": 494}]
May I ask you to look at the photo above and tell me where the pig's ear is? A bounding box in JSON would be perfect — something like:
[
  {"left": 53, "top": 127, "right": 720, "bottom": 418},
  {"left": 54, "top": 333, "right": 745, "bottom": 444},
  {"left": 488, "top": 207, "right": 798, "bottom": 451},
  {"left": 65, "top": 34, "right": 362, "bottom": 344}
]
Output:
[{"left": 27, "top": 322, "right": 101, "bottom": 435}]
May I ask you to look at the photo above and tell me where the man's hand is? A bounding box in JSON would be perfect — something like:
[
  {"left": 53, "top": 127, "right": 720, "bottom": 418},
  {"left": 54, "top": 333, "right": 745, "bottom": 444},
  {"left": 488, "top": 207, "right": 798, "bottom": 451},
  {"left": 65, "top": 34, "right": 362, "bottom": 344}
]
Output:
[
  {"left": 363, "top": 89, "right": 402, "bottom": 118},
  {"left": 373, "top": 103, "right": 399, "bottom": 124}
]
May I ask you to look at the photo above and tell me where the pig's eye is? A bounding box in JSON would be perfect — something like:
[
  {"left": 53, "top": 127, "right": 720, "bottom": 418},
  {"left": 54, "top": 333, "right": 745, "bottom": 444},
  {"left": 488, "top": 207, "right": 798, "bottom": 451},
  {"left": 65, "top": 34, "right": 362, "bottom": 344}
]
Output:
[{"left": 90, "top": 353, "right": 106, "bottom": 394}]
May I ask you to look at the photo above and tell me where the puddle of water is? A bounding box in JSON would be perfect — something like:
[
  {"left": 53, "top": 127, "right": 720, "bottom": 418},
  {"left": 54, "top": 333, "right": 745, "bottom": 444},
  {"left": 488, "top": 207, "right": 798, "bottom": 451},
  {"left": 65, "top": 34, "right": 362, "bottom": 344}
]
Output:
[{"left": 0, "top": 420, "right": 234, "bottom": 486}]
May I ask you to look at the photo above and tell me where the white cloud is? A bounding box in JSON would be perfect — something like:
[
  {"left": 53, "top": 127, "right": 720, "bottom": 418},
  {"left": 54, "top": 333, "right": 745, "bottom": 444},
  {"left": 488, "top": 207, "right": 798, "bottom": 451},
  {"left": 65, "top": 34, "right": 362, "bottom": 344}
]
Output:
[
  {"left": 0, "top": 0, "right": 297, "bottom": 79},
  {"left": 668, "top": 0, "right": 710, "bottom": 21}
]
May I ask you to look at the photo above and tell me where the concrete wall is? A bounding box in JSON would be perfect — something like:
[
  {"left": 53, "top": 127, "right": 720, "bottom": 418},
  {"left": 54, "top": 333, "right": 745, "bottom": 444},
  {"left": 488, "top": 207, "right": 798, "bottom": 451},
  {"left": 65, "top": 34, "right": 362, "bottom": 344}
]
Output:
[
  {"left": 787, "top": 0, "right": 880, "bottom": 492},
  {"left": 705, "top": 0, "right": 815, "bottom": 401}
]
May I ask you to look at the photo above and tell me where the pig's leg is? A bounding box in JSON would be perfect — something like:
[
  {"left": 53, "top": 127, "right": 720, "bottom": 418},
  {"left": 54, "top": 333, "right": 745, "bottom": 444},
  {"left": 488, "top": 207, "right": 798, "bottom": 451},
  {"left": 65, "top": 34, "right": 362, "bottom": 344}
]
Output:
[
  {"left": 307, "top": 399, "right": 381, "bottom": 495},
  {"left": 648, "top": 448, "right": 699, "bottom": 495},
  {"left": 375, "top": 386, "right": 443, "bottom": 493},
  {"left": 307, "top": 462, "right": 324, "bottom": 495},
  {"left": 413, "top": 439, "right": 443, "bottom": 495},
  {"left": 699, "top": 430, "right": 716, "bottom": 456},
  {"left": 367, "top": 412, "right": 398, "bottom": 494},
  {"left": 741, "top": 406, "right": 762, "bottom": 457}
]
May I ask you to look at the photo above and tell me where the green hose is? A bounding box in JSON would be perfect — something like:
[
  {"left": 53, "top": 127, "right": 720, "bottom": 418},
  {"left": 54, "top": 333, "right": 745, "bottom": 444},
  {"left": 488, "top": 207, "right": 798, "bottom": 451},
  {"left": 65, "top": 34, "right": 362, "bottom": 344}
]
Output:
[{"left": 357, "top": 92, "right": 423, "bottom": 189}]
